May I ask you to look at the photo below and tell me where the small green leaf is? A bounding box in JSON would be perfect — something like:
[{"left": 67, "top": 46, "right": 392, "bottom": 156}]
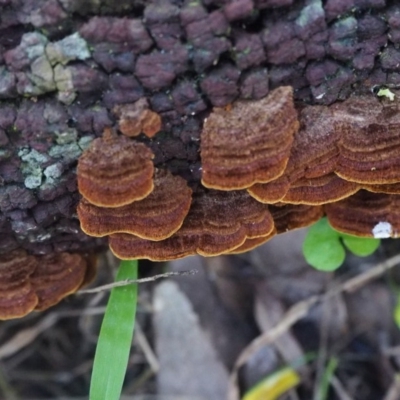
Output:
[
  {"left": 341, "top": 234, "right": 380, "bottom": 256},
  {"left": 89, "top": 259, "right": 138, "bottom": 400},
  {"left": 377, "top": 87, "right": 395, "bottom": 101},
  {"left": 303, "top": 218, "right": 345, "bottom": 271}
]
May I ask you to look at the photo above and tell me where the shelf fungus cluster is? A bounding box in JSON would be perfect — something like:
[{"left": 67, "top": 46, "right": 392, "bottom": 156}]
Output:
[
  {"left": 109, "top": 190, "right": 276, "bottom": 261},
  {"left": 76, "top": 86, "right": 400, "bottom": 262},
  {"left": 201, "top": 87, "right": 400, "bottom": 240},
  {"left": 0, "top": 251, "right": 94, "bottom": 320},
  {"left": 76, "top": 87, "right": 325, "bottom": 261},
  {"left": 77, "top": 131, "right": 197, "bottom": 260}
]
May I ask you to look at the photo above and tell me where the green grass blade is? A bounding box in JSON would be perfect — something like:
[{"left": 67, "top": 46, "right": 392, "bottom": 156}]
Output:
[
  {"left": 89, "top": 259, "right": 138, "bottom": 400},
  {"left": 316, "top": 357, "right": 339, "bottom": 400}
]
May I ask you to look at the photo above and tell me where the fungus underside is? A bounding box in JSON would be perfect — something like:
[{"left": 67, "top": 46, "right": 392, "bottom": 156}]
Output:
[{"left": 89, "top": 259, "right": 138, "bottom": 400}]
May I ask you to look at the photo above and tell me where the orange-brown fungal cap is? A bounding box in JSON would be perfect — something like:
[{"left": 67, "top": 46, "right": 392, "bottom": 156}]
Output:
[
  {"left": 281, "top": 174, "right": 360, "bottom": 205},
  {"left": 81, "top": 253, "right": 98, "bottom": 287},
  {"left": 109, "top": 190, "right": 275, "bottom": 261},
  {"left": 32, "top": 253, "right": 87, "bottom": 311},
  {"left": 0, "top": 251, "right": 92, "bottom": 319},
  {"left": 109, "top": 233, "right": 196, "bottom": 261},
  {"left": 247, "top": 177, "right": 290, "bottom": 204},
  {"left": 333, "top": 96, "right": 400, "bottom": 184},
  {"left": 201, "top": 86, "right": 299, "bottom": 190},
  {"left": 248, "top": 105, "right": 341, "bottom": 204},
  {"left": 77, "top": 132, "right": 154, "bottom": 207},
  {"left": 0, "top": 250, "right": 38, "bottom": 320},
  {"left": 270, "top": 204, "right": 323, "bottom": 234},
  {"left": 113, "top": 98, "right": 162, "bottom": 138},
  {"left": 225, "top": 228, "right": 277, "bottom": 254},
  {"left": 324, "top": 190, "right": 400, "bottom": 238},
  {"left": 77, "top": 169, "right": 192, "bottom": 240},
  {"left": 363, "top": 182, "right": 400, "bottom": 195}
]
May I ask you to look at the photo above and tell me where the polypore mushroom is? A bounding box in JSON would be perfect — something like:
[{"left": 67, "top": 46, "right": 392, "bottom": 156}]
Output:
[
  {"left": 226, "top": 229, "right": 277, "bottom": 254},
  {"left": 77, "top": 129, "right": 155, "bottom": 207},
  {"left": 363, "top": 182, "right": 400, "bottom": 195},
  {"left": 270, "top": 204, "right": 323, "bottom": 234},
  {"left": 109, "top": 190, "right": 275, "bottom": 261},
  {"left": 32, "top": 252, "right": 88, "bottom": 311},
  {"left": 281, "top": 174, "right": 359, "bottom": 205},
  {"left": 200, "top": 86, "right": 299, "bottom": 190},
  {"left": 0, "top": 250, "right": 38, "bottom": 319},
  {"left": 113, "top": 98, "right": 162, "bottom": 138},
  {"left": 248, "top": 105, "right": 359, "bottom": 205},
  {"left": 324, "top": 190, "right": 400, "bottom": 238},
  {"left": 333, "top": 96, "right": 400, "bottom": 185},
  {"left": 0, "top": 250, "right": 90, "bottom": 319},
  {"left": 77, "top": 169, "right": 192, "bottom": 240}
]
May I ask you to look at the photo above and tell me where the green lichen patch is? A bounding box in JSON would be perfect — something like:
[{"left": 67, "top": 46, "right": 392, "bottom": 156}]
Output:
[
  {"left": 55, "top": 128, "right": 78, "bottom": 144},
  {"left": 49, "top": 143, "right": 82, "bottom": 161},
  {"left": 46, "top": 33, "right": 91, "bottom": 66}
]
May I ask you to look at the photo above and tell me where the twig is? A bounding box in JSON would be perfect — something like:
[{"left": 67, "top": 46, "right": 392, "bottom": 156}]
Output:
[
  {"left": 330, "top": 375, "right": 354, "bottom": 400},
  {"left": 134, "top": 323, "right": 160, "bottom": 373},
  {"left": 0, "top": 314, "right": 58, "bottom": 360},
  {"left": 313, "top": 293, "right": 333, "bottom": 400},
  {"left": 77, "top": 270, "right": 198, "bottom": 294},
  {"left": 228, "top": 253, "right": 400, "bottom": 400}
]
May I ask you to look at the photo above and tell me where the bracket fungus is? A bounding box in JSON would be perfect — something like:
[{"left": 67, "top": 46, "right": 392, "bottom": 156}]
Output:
[
  {"left": 77, "top": 169, "right": 192, "bottom": 240},
  {"left": 363, "top": 182, "right": 400, "bottom": 195},
  {"left": 0, "top": 250, "right": 38, "bottom": 320},
  {"left": 77, "top": 130, "right": 155, "bottom": 208},
  {"left": 200, "top": 86, "right": 299, "bottom": 190},
  {"left": 281, "top": 174, "right": 360, "bottom": 205},
  {"left": 226, "top": 230, "right": 277, "bottom": 254},
  {"left": 270, "top": 204, "right": 324, "bottom": 234},
  {"left": 0, "top": 250, "right": 90, "bottom": 319},
  {"left": 109, "top": 190, "right": 275, "bottom": 261},
  {"left": 325, "top": 191, "right": 400, "bottom": 238},
  {"left": 247, "top": 95, "right": 400, "bottom": 210},
  {"left": 31, "top": 252, "right": 88, "bottom": 311},
  {"left": 71, "top": 89, "right": 400, "bottom": 264},
  {"left": 248, "top": 104, "right": 359, "bottom": 205},
  {"left": 332, "top": 96, "right": 400, "bottom": 185}
]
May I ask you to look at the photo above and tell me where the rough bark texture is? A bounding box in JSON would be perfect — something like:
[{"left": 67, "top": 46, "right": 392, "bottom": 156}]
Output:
[{"left": 0, "top": 0, "right": 399, "bottom": 255}]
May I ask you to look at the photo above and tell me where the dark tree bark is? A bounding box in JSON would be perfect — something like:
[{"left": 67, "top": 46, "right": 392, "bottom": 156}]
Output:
[{"left": 0, "top": 0, "right": 398, "bottom": 255}]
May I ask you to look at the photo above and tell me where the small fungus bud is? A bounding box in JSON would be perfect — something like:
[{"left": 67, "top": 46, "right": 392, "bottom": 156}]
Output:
[{"left": 113, "top": 98, "right": 162, "bottom": 138}]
